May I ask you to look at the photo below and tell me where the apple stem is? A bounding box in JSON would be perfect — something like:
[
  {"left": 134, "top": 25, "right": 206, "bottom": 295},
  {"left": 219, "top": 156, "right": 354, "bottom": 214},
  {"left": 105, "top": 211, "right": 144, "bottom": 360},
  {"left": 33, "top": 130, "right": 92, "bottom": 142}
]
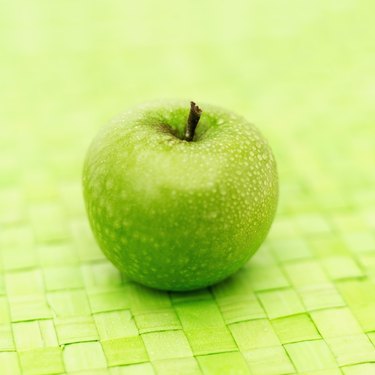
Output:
[{"left": 184, "top": 101, "right": 202, "bottom": 142}]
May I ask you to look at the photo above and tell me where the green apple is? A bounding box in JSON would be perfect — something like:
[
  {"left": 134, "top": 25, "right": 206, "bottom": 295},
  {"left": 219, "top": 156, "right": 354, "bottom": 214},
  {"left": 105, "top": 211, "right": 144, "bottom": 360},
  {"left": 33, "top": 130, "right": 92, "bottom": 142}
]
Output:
[{"left": 82, "top": 100, "right": 278, "bottom": 291}]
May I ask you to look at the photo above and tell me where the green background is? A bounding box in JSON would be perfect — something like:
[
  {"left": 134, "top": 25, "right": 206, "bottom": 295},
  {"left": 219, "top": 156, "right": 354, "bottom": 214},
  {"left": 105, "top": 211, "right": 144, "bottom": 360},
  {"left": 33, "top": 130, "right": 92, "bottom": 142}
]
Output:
[{"left": 1, "top": 1, "right": 375, "bottom": 374}]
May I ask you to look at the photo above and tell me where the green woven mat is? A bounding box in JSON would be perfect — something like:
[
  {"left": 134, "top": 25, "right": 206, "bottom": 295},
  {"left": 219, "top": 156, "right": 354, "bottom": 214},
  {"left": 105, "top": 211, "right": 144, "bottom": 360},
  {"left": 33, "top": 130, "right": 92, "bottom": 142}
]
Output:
[{"left": 1, "top": 1, "right": 375, "bottom": 374}]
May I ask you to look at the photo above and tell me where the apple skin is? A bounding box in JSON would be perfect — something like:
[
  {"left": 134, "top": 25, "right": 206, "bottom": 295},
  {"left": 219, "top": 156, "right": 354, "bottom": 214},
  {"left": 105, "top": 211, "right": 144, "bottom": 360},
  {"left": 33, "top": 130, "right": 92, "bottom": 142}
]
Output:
[{"left": 82, "top": 100, "right": 278, "bottom": 291}]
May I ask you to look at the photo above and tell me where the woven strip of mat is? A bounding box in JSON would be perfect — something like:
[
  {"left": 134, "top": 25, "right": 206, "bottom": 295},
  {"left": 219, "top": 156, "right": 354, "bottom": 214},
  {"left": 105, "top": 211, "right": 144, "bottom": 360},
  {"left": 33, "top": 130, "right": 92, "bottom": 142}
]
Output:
[{"left": 1, "top": 1, "right": 375, "bottom": 374}]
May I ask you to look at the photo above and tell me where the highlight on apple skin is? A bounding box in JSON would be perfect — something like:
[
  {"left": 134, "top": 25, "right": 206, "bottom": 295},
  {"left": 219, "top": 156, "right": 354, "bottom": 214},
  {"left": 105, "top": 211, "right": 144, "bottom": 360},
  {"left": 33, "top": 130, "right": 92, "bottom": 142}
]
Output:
[{"left": 82, "top": 100, "right": 278, "bottom": 291}]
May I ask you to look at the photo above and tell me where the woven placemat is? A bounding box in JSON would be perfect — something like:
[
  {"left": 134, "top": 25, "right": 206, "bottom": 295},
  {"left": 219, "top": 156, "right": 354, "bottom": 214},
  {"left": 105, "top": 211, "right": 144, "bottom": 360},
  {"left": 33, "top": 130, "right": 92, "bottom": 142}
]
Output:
[{"left": 1, "top": 1, "right": 375, "bottom": 374}]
